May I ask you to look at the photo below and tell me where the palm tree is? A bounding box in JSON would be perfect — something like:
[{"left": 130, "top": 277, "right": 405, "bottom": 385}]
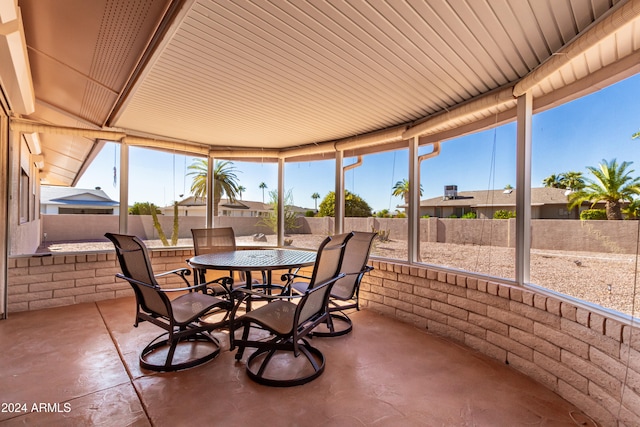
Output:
[
  {"left": 237, "top": 185, "right": 246, "bottom": 200},
  {"left": 542, "top": 174, "right": 562, "bottom": 188},
  {"left": 311, "top": 192, "right": 320, "bottom": 211},
  {"left": 187, "top": 159, "right": 240, "bottom": 216},
  {"left": 622, "top": 197, "right": 640, "bottom": 219},
  {"left": 568, "top": 159, "right": 640, "bottom": 220},
  {"left": 560, "top": 171, "right": 585, "bottom": 191},
  {"left": 392, "top": 179, "right": 423, "bottom": 206},
  {"left": 259, "top": 182, "right": 267, "bottom": 203}
]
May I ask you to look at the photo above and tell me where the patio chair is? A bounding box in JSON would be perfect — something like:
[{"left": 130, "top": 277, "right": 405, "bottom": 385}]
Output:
[
  {"left": 229, "top": 232, "right": 353, "bottom": 386},
  {"left": 289, "top": 231, "right": 376, "bottom": 336},
  {"left": 106, "top": 233, "right": 233, "bottom": 372},
  {"left": 191, "top": 227, "right": 267, "bottom": 295}
]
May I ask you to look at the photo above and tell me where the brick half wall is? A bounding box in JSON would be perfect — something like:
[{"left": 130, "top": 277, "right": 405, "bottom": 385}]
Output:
[
  {"left": 359, "top": 260, "right": 640, "bottom": 426},
  {"left": 7, "top": 248, "right": 195, "bottom": 312}
]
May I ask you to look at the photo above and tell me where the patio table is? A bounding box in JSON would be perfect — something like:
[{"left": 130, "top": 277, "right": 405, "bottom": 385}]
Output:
[{"left": 188, "top": 248, "right": 317, "bottom": 309}]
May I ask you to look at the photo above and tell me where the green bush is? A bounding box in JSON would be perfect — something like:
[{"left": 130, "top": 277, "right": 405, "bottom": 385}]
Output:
[
  {"left": 462, "top": 212, "right": 477, "bottom": 219},
  {"left": 493, "top": 210, "right": 516, "bottom": 219},
  {"left": 305, "top": 210, "right": 316, "bottom": 217},
  {"left": 580, "top": 209, "right": 607, "bottom": 220},
  {"left": 448, "top": 214, "right": 458, "bottom": 218},
  {"left": 318, "top": 190, "right": 372, "bottom": 217},
  {"left": 421, "top": 214, "right": 430, "bottom": 218}
]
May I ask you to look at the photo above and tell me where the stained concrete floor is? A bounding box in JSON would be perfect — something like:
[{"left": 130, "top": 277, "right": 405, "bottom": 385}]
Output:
[{"left": 0, "top": 297, "right": 595, "bottom": 426}]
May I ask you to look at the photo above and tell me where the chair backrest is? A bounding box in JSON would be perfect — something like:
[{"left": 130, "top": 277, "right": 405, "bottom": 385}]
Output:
[
  {"left": 105, "top": 233, "right": 170, "bottom": 317},
  {"left": 307, "top": 232, "right": 353, "bottom": 289},
  {"left": 331, "top": 231, "right": 377, "bottom": 299},
  {"left": 191, "top": 227, "right": 237, "bottom": 255}
]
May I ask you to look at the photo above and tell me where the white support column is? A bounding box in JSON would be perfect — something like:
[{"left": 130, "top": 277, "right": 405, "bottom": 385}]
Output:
[
  {"left": 277, "top": 157, "right": 285, "bottom": 246},
  {"left": 335, "top": 150, "right": 344, "bottom": 235},
  {"left": 408, "top": 136, "right": 420, "bottom": 263},
  {"left": 206, "top": 156, "right": 213, "bottom": 227},
  {"left": 516, "top": 91, "right": 532, "bottom": 284},
  {"left": 118, "top": 141, "right": 129, "bottom": 234}
]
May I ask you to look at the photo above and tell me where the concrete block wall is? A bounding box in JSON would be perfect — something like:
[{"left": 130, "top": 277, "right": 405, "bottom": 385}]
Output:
[
  {"left": 7, "top": 249, "right": 195, "bottom": 313},
  {"left": 359, "top": 260, "right": 640, "bottom": 427}
]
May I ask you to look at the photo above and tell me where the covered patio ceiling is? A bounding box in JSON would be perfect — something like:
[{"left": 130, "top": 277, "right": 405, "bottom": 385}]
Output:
[{"left": 7, "top": 0, "right": 640, "bottom": 186}]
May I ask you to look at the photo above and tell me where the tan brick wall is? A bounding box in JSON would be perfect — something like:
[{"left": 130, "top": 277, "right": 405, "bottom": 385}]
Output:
[
  {"left": 360, "top": 260, "right": 640, "bottom": 427},
  {"left": 7, "top": 248, "right": 196, "bottom": 313}
]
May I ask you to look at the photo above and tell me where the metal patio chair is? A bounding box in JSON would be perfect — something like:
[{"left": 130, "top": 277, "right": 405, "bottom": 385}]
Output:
[
  {"left": 106, "top": 233, "right": 232, "bottom": 372},
  {"left": 290, "top": 231, "right": 376, "bottom": 336},
  {"left": 229, "top": 232, "right": 353, "bottom": 386},
  {"left": 191, "top": 227, "right": 267, "bottom": 295}
]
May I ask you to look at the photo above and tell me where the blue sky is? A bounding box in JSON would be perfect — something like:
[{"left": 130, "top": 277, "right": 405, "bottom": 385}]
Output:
[{"left": 77, "top": 73, "right": 640, "bottom": 212}]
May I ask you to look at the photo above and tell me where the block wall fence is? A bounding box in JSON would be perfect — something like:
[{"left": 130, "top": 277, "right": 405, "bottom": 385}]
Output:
[{"left": 6, "top": 250, "right": 640, "bottom": 426}]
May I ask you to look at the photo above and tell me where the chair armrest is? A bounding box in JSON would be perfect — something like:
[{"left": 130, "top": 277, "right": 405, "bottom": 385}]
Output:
[
  {"left": 154, "top": 267, "right": 191, "bottom": 286},
  {"left": 116, "top": 273, "right": 232, "bottom": 294}
]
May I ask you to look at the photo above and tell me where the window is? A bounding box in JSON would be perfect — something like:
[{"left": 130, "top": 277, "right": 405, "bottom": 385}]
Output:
[
  {"left": 530, "top": 74, "right": 640, "bottom": 318},
  {"left": 419, "top": 125, "right": 517, "bottom": 279},
  {"left": 19, "top": 168, "right": 29, "bottom": 224},
  {"left": 349, "top": 150, "right": 408, "bottom": 261},
  {"left": 285, "top": 159, "right": 335, "bottom": 250}
]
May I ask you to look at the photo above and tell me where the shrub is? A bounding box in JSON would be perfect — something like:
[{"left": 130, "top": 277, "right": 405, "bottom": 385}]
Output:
[
  {"left": 580, "top": 209, "right": 607, "bottom": 220},
  {"left": 448, "top": 214, "right": 458, "bottom": 218},
  {"left": 305, "top": 210, "right": 316, "bottom": 217},
  {"left": 493, "top": 210, "right": 516, "bottom": 219},
  {"left": 421, "top": 214, "right": 430, "bottom": 218},
  {"left": 318, "top": 190, "right": 372, "bottom": 217},
  {"left": 462, "top": 212, "right": 477, "bottom": 219}
]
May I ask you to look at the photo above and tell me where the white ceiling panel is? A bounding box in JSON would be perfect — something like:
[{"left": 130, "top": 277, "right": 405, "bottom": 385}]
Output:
[{"left": 10, "top": 0, "right": 640, "bottom": 184}]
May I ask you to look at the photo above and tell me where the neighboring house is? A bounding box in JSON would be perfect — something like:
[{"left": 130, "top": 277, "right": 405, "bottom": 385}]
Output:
[
  {"left": 162, "top": 197, "right": 271, "bottom": 217},
  {"left": 162, "top": 196, "right": 311, "bottom": 217},
  {"left": 416, "top": 187, "right": 591, "bottom": 219},
  {"left": 41, "top": 186, "right": 120, "bottom": 215}
]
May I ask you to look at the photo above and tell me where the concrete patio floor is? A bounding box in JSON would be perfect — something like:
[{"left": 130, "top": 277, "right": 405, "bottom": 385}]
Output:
[{"left": 0, "top": 297, "right": 595, "bottom": 426}]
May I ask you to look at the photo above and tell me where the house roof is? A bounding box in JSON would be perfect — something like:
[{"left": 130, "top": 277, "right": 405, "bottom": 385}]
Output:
[
  {"left": 177, "top": 196, "right": 270, "bottom": 211},
  {"left": 175, "top": 196, "right": 310, "bottom": 213},
  {"left": 418, "top": 187, "right": 574, "bottom": 208},
  {"left": 4, "top": 0, "right": 639, "bottom": 187},
  {"left": 41, "top": 186, "right": 119, "bottom": 207}
]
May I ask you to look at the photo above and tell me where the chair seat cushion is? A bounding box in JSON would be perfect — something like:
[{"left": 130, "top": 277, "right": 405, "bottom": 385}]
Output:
[
  {"left": 171, "top": 292, "right": 226, "bottom": 325},
  {"left": 242, "top": 300, "right": 296, "bottom": 335}
]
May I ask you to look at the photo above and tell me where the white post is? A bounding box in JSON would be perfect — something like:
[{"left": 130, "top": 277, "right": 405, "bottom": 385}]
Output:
[
  {"left": 516, "top": 92, "right": 532, "bottom": 284},
  {"left": 118, "top": 141, "right": 129, "bottom": 234},
  {"left": 335, "top": 151, "right": 344, "bottom": 235}
]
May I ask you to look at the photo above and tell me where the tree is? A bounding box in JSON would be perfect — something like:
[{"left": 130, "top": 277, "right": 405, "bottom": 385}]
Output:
[
  {"left": 187, "top": 159, "right": 240, "bottom": 216},
  {"left": 560, "top": 171, "right": 585, "bottom": 191},
  {"left": 391, "top": 179, "right": 423, "bottom": 205},
  {"left": 237, "top": 185, "right": 246, "bottom": 200},
  {"left": 259, "top": 182, "right": 267, "bottom": 203},
  {"left": 311, "top": 192, "right": 320, "bottom": 211},
  {"left": 129, "top": 201, "right": 160, "bottom": 215},
  {"left": 542, "top": 171, "right": 585, "bottom": 190},
  {"left": 128, "top": 202, "right": 178, "bottom": 246},
  {"left": 542, "top": 174, "right": 563, "bottom": 188},
  {"left": 568, "top": 159, "right": 640, "bottom": 220},
  {"left": 622, "top": 198, "right": 640, "bottom": 219},
  {"left": 318, "top": 190, "right": 372, "bottom": 217},
  {"left": 259, "top": 189, "right": 299, "bottom": 233}
]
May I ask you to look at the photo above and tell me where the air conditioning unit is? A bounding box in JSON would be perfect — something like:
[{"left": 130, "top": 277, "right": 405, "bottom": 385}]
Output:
[{"left": 444, "top": 185, "right": 458, "bottom": 200}]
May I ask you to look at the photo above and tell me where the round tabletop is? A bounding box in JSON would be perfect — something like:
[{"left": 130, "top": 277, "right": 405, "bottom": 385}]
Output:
[{"left": 188, "top": 248, "right": 316, "bottom": 271}]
